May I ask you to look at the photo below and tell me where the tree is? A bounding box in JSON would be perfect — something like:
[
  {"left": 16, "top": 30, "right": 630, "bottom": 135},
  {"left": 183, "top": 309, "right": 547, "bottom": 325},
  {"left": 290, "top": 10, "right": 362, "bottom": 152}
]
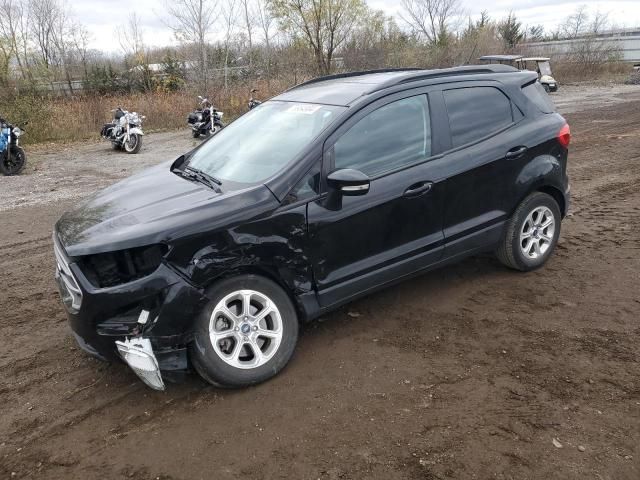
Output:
[
  {"left": 527, "top": 24, "right": 544, "bottom": 42},
  {"left": 560, "top": 5, "right": 589, "bottom": 39},
  {"left": 400, "top": 0, "right": 461, "bottom": 46},
  {"left": 497, "top": 12, "right": 523, "bottom": 50},
  {"left": 270, "top": 0, "right": 368, "bottom": 75},
  {"left": 164, "top": 0, "right": 219, "bottom": 92}
]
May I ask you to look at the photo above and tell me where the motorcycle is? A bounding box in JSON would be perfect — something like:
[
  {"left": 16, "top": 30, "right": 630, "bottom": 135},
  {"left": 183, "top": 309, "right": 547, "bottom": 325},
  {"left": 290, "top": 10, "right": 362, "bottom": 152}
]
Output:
[
  {"left": 0, "top": 118, "right": 27, "bottom": 176},
  {"left": 187, "top": 96, "right": 225, "bottom": 138},
  {"left": 100, "top": 107, "right": 145, "bottom": 154},
  {"left": 248, "top": 88, "right": 262, "bottom": 110}
]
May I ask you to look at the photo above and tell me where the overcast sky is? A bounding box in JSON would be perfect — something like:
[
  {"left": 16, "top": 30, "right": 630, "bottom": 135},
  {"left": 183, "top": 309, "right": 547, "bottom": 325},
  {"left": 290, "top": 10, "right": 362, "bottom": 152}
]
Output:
[{"left": 70, "top": 0, "right": 640, "bottom": 52}]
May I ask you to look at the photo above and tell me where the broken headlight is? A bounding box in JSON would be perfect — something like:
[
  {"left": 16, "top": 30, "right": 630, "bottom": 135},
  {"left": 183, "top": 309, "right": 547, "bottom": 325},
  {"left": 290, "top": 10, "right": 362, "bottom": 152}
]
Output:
[{"left": 79, "top": 244, "right": 168, "bottom": 288}]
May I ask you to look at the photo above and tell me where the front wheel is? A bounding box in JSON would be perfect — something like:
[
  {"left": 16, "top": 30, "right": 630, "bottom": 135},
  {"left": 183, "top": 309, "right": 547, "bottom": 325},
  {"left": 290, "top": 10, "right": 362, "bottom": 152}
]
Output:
[
  {"left": 123, "top": 134, "right": 142, "bottom": 154},
  {"left": 0, "top": 147, "right": 27, "bottom": 176},
  {"left": 190, "top": 275, "right": 299, "bottom": 388},
  {"left": 496, "top": 192, "right": 561, "bottom": 271}
]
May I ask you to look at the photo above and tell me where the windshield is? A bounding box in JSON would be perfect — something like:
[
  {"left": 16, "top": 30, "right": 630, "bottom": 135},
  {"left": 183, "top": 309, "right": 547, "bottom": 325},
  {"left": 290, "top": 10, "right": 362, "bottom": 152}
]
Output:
[
  {"left": 187, "top": 101, "right": 345, "bottom": 185},
  {"left": 538, "top": 61, "right": 552, "bottom": 76}
]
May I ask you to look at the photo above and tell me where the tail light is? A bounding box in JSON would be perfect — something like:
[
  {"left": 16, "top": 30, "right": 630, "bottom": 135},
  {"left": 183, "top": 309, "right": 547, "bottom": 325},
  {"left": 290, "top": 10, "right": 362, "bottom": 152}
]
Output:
[{"left": 558, "top": 123, "right": 571, "bottom": 149}]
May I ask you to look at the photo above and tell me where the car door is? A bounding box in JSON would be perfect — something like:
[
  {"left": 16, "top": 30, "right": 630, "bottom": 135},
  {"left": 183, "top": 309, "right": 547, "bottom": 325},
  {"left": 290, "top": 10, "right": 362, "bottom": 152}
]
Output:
[
  {"left": 306, "top": 91, "right": 446, "bottom": 308},
  {"left": 438, "top": 83, "right": 531, "bottom": 257}
]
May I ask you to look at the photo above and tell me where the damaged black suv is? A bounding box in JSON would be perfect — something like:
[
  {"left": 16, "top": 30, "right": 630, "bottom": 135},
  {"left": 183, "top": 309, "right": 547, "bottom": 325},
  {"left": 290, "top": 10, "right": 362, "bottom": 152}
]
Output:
[{"left": 54, "top": 66, "right": 571, "bottom": 390}]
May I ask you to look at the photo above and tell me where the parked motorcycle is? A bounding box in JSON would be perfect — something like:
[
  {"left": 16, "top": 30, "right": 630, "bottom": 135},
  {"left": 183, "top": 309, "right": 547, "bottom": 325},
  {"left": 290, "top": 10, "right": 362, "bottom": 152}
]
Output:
[
  {"left": 0, "top": 118, "right": 27, "bottom": 176},
  {"left": 187, "top": 96, "right": 225, "bottom": 138},
  {"left": 248, "top": 89, "right": 262, "bottom": 110},
  {"left": 100, "top": 107, "right": 145, "bottom": 154}
]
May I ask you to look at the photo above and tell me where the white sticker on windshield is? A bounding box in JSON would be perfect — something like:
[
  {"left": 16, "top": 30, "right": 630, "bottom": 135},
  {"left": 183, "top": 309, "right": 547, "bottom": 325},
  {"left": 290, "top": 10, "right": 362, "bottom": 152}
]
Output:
[{"left": 287, "top": 104, "right": 322, "bottom": 115}]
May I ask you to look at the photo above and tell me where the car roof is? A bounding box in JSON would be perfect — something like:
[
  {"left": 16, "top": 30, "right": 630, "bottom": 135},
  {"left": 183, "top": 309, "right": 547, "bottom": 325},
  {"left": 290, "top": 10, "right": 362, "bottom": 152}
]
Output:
[{"left": 273, "top": 65, "right": 521, "bottom": 106}]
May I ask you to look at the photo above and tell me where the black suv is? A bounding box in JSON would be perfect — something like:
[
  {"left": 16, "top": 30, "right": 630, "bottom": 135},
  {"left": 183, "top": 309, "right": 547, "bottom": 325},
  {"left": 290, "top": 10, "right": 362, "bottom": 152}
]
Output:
[{"left": 54, "top": 66, "right": 571, "bottom": 390}]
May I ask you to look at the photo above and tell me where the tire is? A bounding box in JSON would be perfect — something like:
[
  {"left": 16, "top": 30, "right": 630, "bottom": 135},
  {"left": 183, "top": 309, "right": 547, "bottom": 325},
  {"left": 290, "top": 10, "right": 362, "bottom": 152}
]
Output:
[
  {"left": 192, "top": 130, "right": 200, "bottom": 139},
  {"left": 543, "top": 83, "right": 551, "bottom": 93},
  {"left": 123, "top": 134, "right": 142, "bottom": 154},
  {"left": 190, "top": 274, "right": 299, "bottom": 388},
  {"left": 496, "top": 192, "right": 561, "bottom": 271},
  {"left": 0, "top": 147, "right": 27, "bottom": 176}
]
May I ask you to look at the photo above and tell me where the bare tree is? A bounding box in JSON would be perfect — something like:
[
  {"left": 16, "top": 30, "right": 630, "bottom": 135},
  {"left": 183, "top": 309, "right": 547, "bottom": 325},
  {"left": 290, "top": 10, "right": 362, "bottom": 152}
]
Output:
[
  {"left": 0, "top": 0, "right": 29, "bottom": 82},
  {"left": 400, "top": 0, "right": 461, "bottom": 46},
  {"left": 29, "top": 0, "right": 59, "bottom": 69},
  {"left": 221, "top": 0, "right": 239, "bottom": 89},
  {"left": 117, "top": 12, "right": 145, "bottom": 61},
  {"left": 240, "top": 0, "right": 254, "bottom": 66},
  {"left": 256, "top": 0, "right": 276, "bottom": 49},
  {"left": 270, "top": 0, "right": 368, "bottom": 75},
  {"left": 164, "top": 0, "right": 219, "bottom": 92},
  {"left": 561, "top": 5, "right": 589, "bottom": 39}
]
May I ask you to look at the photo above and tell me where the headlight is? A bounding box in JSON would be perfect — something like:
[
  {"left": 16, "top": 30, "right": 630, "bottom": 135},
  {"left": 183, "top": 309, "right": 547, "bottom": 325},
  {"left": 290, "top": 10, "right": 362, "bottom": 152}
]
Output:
[{"left": 78, "top": 244, "right": 168, "bottom": 288}]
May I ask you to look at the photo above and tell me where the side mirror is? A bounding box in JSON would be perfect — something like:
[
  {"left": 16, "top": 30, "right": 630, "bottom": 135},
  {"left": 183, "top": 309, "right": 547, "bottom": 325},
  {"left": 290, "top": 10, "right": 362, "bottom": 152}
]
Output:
[
  {"left": 325, "top": 169, "right": 370, "bottom": 210},
  {"left": 327, "top": 169, "right": 370, "bottom": 196}
]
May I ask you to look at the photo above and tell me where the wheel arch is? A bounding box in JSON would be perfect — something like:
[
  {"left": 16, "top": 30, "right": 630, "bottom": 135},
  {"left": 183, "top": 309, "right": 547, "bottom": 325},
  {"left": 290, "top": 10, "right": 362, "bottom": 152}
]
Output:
[
  {"left": 536, "top": 184, "right": 566, "bottom": 217},
  {"left": 202, "top": 266, "right": 315, "bottom": 324},
  {"left": 513, "top": 153, "right": 567, "bottom": 217}
]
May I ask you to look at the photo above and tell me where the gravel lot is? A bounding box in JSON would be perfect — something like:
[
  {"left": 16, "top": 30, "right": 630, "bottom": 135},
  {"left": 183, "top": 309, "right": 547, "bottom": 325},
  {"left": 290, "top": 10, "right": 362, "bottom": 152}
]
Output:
[{"left": 1, "top": 84, "right": 639, "bottom": 480}]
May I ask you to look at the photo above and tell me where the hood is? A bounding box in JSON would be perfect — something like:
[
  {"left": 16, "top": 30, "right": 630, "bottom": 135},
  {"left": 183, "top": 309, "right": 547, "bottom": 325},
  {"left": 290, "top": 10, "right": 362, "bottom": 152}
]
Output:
[{"left": 56, "top": 161, "right": 278, "bottom": 257}]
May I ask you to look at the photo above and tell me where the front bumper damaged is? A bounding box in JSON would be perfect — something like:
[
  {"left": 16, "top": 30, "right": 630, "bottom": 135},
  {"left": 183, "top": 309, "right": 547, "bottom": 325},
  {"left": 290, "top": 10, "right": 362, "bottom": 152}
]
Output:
[
  {"left": 53, "top": 235, "right": 208, "bottom": 390},
  {"left": 116, "top": 337, "right": 165, "bottom": 390}
]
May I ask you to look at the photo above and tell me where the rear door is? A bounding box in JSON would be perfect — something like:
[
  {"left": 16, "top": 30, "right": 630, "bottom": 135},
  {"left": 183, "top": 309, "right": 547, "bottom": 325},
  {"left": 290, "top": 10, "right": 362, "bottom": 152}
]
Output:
[
  {"left": 438, "top": 83, "right": 532, "bottom": 256},
  {"left": 306, "top": 91, "right": 446, "bottom": 308}
]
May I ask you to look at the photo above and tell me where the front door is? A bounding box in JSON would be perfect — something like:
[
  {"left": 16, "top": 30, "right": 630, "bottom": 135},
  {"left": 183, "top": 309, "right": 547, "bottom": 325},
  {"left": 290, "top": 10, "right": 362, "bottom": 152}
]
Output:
[{"left": 307, "top": 93, "right": 445, "bottom": 308}]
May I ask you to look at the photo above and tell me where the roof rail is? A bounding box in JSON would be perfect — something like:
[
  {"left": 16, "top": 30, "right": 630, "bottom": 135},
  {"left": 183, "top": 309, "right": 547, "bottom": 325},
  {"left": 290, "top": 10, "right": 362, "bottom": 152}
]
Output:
[
  {"left": 370, "top": 64, "right": 518, "bottom": 93},
  {"left": 287, "top": 68, "right": 423, "bottom": 91}
]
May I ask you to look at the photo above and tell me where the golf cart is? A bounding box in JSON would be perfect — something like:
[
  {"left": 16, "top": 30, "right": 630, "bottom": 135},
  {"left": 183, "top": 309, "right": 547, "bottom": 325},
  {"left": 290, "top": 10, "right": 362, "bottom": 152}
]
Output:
[{"left": 479, "top": 55, "right": 559, "bottom": 92}]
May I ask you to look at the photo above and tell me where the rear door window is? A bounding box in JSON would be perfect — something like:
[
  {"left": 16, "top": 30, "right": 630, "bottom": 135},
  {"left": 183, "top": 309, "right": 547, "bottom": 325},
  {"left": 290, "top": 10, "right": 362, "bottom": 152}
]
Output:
[{"left": 444, "top": 87, "right": 514, "bottom": 148}]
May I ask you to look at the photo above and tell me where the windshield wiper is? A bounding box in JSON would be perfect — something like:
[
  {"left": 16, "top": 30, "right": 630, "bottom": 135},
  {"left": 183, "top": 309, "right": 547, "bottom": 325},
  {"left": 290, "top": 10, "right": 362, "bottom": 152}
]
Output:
[{"left": 181, "top": 166, "right": 223, "bottom": 192}]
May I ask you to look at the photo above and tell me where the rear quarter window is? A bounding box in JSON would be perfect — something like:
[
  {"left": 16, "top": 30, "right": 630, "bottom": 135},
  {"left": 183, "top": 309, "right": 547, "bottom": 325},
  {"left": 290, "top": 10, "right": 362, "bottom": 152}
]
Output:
[
  {"left": 522, "top": 81, "right": 555, "bottom": 113},
  {"left": 443, "top": 86, "right": 514, "bottom": 148}
]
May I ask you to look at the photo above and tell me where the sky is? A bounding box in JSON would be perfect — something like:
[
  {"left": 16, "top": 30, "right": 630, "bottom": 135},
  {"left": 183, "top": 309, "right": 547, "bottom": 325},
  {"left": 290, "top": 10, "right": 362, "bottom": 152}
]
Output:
[{"left": 70, "top": 0, "right": 640, "bottom": 52}]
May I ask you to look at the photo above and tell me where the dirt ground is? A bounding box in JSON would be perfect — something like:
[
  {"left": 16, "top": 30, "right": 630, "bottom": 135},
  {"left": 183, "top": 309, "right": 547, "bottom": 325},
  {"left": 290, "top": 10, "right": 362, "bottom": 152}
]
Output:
[{"left": 1, "top": 84, "right": 639, "bottom": 480}]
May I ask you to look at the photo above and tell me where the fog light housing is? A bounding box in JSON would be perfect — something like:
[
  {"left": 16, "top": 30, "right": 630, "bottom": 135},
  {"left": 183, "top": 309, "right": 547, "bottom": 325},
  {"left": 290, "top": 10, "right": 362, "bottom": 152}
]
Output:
[{"left": 115, "top": 337, "right": 165, "bottom": 391}]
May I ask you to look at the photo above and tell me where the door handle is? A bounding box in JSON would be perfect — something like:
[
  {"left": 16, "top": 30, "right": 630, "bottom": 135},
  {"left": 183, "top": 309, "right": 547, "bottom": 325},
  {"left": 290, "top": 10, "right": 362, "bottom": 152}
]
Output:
[
  {"left": 403, "top": 181, "right": 433, "bottom": 198},
  {"left": 506, "top": 146, "right": 528, "bottom": 159}
]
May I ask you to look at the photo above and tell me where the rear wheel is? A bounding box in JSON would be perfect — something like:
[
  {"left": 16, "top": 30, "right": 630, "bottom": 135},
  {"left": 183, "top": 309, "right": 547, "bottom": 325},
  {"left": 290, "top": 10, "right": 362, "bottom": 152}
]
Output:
[
  {"left": 190, "top": 275, "right": 299, "bottom": 388},
  {"left": 124, "top": 134, "right": 142, "bottom": 154},
  {"left": 192, "top": 130, "right": 201, "bottom": 138},
  {"left": 496, "top": 192, "right": 561, "bottom": 271},
  {"left": 543, "top": 83, "right": 551, "bottom": 93},
  {"left": 0, "top": 147, "right": 26, "bottom": 175}
]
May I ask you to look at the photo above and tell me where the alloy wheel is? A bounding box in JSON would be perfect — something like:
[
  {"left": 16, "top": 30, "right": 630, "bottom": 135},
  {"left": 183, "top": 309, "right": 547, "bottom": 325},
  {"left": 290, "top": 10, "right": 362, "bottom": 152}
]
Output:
[
  {"left": 208, "top": 289, "right": 283, "bottom": 369},
  {"left": 520, "top": 206, "right": 556, "bottom": 259}
]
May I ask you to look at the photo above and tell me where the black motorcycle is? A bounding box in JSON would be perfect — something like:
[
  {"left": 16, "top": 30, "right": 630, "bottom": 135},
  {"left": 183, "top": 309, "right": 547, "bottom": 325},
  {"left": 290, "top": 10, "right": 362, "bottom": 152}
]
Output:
[
  {"left": 0, "top": 118, "right": 27, "bottom": 176},
  {"left": 187, "top": 96, "right": 225, "bottom": 138},
  {"left": 248, "top": 89, "right": 262, "bottom": 110}
]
